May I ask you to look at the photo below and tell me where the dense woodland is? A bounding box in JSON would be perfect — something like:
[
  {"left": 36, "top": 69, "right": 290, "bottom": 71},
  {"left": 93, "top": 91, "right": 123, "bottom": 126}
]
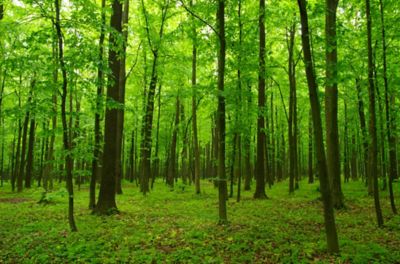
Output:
[{"left": 1, "top": 0, "right": 400, "bottom": 262}]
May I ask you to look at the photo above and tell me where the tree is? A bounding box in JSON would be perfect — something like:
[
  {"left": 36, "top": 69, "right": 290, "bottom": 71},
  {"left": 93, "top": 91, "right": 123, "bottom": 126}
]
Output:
[
  {"left": 297, "top": 0, "right": 339, "bottom": 253},
  {"left": 254, "top": 0, "right": 267, "bottom": 199},
  {"left": 365, "top": 0, "right": 383, "bottom": 227},
  {"left": 379, "top": 0, "right": 397, "bottom": 214},
  {"left": 89, "top": 0, "right": 106, "bottom": 210},
  {"left": 139, "top": 0, "right": 169, "bottom": 195},
  {"left": 95, "top": 0, "right": 123, "bottom": 215},
  {"left": 325, "top": 0, "right": 344, "bottom": 209},
  {"left": 54, "top": 0, "right": 77, "bottom": 231},
  {"left": 216, "top": 0, "right": 228, "bottom": 223}
]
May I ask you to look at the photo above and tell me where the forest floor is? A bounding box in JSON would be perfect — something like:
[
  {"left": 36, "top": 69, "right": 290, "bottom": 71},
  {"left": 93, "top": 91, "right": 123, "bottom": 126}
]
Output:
[{"left": 0, "top": 179, "right": 400, "bottom": 264}]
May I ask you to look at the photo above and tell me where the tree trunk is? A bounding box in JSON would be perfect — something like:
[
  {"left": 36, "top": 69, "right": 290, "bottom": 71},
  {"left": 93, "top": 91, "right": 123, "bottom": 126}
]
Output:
[
  {"left": 308, "top": 110, "right": 314, "bottom": 183},
  {"left": 365, "top": 0, "right": 384, "bottom": 227},
  {"left": 325, "top": 0, "right": 344, "bottom": 209},
  {"left": 216, "top": 0, "right": 228, "bottom": 223},
  {"left": 191, "top": 20, "right": 201, "bottom": 195},
  {"left": 288, "top": 23, "right": 296, "bottom": 194},
  {"left": 25, "top": 116, "right": 35, "bottom": 188},
  {"left": 167, "top": 98, "right": 180, "bottom": 188},
  {"left": 356, "top": 78, "right": 370, "bottom": 192},
  {"left": 115, "top": 0, "right": 130, "bottom": 196},
  {"left": 89, "top": 0, "right": 106, "bottom": 210},
  {"left": 297, "top": 0, "right": 339, "bottom": 253},
  {"left": 54, "top": 0, "right": 77, "bottom": 231},
  {"left": 94, "top": 0, "right": 123, "bottom": 215},
  {"left": 17, "top": 89, "right": 33, "bottom": 192},
  {"left": 379, "top": 0, "right": 397, "bottom": 214},
  {"left": 254, "top": 0, "right": 267, "bottom": 199}
]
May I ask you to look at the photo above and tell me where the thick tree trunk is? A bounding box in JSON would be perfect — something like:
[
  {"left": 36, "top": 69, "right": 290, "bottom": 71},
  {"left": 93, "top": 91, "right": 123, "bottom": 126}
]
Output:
[
  {"left": 95, "top": 0, "right": 123, "bottom": 215},
  {"left": 254, "top": 0, "right": 267, "bottom": 199},
  {"left": 297, "top": 0, "right": 339, "bottom": 253},
  {"left": 365, "top": 0, "right": 384, "bottom": 227}
]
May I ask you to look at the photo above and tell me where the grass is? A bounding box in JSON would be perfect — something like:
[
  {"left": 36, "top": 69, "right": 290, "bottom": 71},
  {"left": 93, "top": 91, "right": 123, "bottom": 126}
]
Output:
[{"left": 0, "top": 178, "right": 400, "bottom": 263}]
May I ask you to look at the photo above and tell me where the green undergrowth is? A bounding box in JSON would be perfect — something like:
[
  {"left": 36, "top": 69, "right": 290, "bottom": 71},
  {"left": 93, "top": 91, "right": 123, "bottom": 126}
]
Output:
[{"left": 0, "top": 179, "right": 399, "bottom": 263}]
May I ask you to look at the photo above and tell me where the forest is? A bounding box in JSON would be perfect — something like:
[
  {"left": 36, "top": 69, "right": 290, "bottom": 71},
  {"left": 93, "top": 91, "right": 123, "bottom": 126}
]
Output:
[{"left": 0, "top": 0, "right": 400, "bottom": 263}]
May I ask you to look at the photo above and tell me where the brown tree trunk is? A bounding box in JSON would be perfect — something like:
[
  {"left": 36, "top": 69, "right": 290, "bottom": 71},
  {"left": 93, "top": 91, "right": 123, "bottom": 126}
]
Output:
[
  {"left": 297, "top": 0, "right": 339, "bottom": 253},
  {"left": 191, "top": 6, "right": 201, "bottom": 193},
  {"left": 379, "top": 0, "right": 397, "bottom": 214},
  {"left": 167, "top": 98, "right": 180, "bottom": 188},
  {"left": 288, "top": 23, "right": 297, "bottom": 194},
  {"left": 365, "top": 0, "right": 384, "bottom": 227},
  {"left": 139, "top": 0, "right": 169, "bottom": 194},
  {"left": 216, "top": 0, "right": 228, "bottom": 223},
  {"left": 54, "top": 0, "right": 77, "bottom": 231},
  {"left": 89, "top": 0, "right": 106, "bottom": 210},
  {"left": 25, "top": 116, "right": 35, "bottom": 188},
  {"left": 17, "top": 87, "right": 33, "bottom": 192},
  {"left": 308, "top": 110, "right": 314, "bottom": 183},
  {"left": 95, "top": 0, "right": 123, "bottom": 215},
  {"left": 356, "top": 78, "right": 370, "bottom": 192},
  {"left": 325, "top": 0, "right": 344, "bottom": 209},
  {"left": 254, "top": 0, "right": 267, "bottom": 199}
]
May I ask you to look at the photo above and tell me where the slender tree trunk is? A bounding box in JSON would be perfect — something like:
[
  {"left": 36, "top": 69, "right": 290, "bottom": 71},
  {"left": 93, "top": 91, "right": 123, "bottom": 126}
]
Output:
[
  {"left": 379, "top": 0, "right": 397, "bottom": 214},
  {"left": 89, "top": 0, "right": 105, "bottom": 210},
  {"left": 351, "top": 132, "right": 358, "bottom": 180},
  {"left": 254, "top": 0, "right": 267, "bottom": 199},
  {"left": 94, "top": 0, "right": 123, "bottom": 215},
  {"left": 356, "top": 78, "right": 370, "bottom": 192},
  {"left": 216, "top": 0, "right": 228, "bottom": 223},
  {"left": 167, "top": 98, "right": 180, "bottom": 188},
  {"left": 18, "top": 89, "right": 33, "bottom": 192},
  {"left": 297, "top": 0, "right": 339, "bottom": 253},
  {"left": 343, "top": 101, "right": 350, "bottom": 183},
  {"left": 288, "top": 23, "right": 296, "bottom": 194},
  {"left": 308, "top": 110, "right": 314, "bottom": 183},
  {"left": 190, "top": 2, "right": 201, "bottom": 193},
  {"left": 153, "top": 84, "right": 162, "bottom": 188},
  {"left": 236, "top": 0, "right": 243, "bottom": 202},
  {"left": 139, "top": 1, "right": 169, "bottom": 194},
  {"left": 365, "top": 0, "right": 384, "bottom": 227},
  {"left": 325, "top": 0, "right": 344, "bottom": 209},
  {"left": 54, "top": 0, "right": 77, "bottom": 231},
  {"left": 115, "top": 0, "right": 130, "bottom": 195},
  {"left": 25, "top": 116, "right": 35, "bottom": 188}
]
